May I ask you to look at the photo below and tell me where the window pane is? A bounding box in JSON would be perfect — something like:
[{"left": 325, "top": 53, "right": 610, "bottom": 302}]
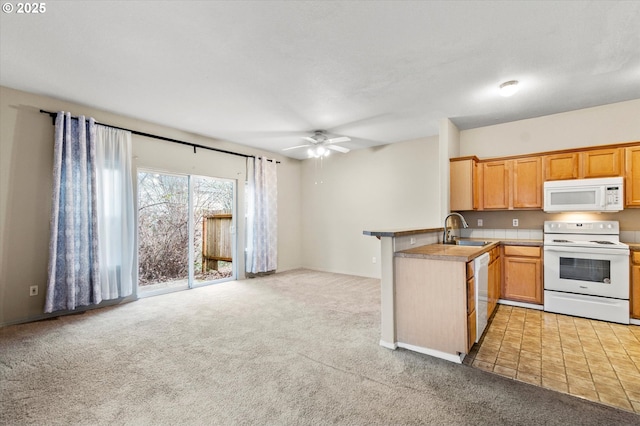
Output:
[
  {"left": 137, "top": 172, "right": 189, "bottom": 293},
  {"left": 193, "top": 177, "right": 234, "bottom": 285}
]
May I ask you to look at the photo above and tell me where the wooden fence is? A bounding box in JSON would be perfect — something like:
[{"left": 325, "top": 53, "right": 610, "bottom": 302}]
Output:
[{"left": 202, "top": 210, "right": 232, "bottom": 272}]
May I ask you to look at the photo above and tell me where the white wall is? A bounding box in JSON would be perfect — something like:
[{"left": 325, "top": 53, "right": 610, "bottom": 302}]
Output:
[
  {"left": 0, "top": 86, "right": 302, "bottom": 325},
  {"left": 301, "top": 136, "right": 440, "bottom": 278},
  {"left": 460, "top": 99, "right": 640, "bottom": 157}
]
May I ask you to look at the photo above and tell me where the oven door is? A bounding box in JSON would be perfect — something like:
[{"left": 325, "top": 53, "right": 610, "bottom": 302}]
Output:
[{"left": 543, "top": 245, "right": 629, "bottom": 299}]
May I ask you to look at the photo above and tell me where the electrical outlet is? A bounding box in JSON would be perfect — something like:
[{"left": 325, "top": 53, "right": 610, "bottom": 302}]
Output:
[
  {"left": 477, "top": 219, "right": 483, "bottom": 227},
  {"left": 512, "top": 219, "right": 519, "bottom": 227},
  {"left": 29, "top": 285, "right": 38, "bottom": 296},
  {"left": 372, "top": 257, "right": 377, "bottom": 264},
  {"left": 410, "top": 237, "right": 416, "bottom": 245}
]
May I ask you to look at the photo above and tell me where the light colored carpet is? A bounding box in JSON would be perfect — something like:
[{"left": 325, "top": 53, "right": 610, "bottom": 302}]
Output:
[{"left": 1, "top": 269, "right": 637, "bottom": 425}]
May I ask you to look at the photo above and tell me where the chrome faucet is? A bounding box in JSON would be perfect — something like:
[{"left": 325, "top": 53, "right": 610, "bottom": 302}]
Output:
[{"left": 443, "top": 212, "right": 469, "bottom": 244}]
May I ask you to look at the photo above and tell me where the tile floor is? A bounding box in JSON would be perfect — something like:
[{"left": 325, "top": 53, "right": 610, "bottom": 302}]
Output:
[{"left": 464, "top": 305, "right": 640, "bottom": 414}]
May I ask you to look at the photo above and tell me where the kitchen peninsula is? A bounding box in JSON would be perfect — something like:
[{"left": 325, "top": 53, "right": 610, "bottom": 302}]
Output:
[{"left": 363, "top": 227, "right": 540, "bottom": 363}]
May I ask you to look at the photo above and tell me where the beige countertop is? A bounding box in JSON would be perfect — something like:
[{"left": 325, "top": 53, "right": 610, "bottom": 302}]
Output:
[
  {"left": 396, "top": 239, "right": 542, "bottom": 262},
  {"left": 626, "top": 242, "right": 640, "bottom": 250},
  {"left": 363, "top": 227, "right": 442, "bottom": 238}
]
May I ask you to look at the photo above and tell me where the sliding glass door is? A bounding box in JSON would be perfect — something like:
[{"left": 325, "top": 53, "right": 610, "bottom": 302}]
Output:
[
  {"left": 137, "top": 171, "right": 235, "bottom": 296},
  {"left": 192, "top": 176, "right": 235, "bottom": 286}
]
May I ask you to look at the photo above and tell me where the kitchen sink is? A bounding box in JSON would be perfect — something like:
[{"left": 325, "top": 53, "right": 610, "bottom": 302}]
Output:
[{"left": 455, "top": 240, "right": 490, "bottom": 246}]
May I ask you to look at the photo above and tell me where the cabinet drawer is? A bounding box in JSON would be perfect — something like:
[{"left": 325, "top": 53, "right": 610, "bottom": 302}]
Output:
[
  {"left": 504, "top": 245, "right": 541, "bottom": 258},
  {"left": 467, "top": 277, "right": 475, "bottom": 314},
  {"left": 490, "top": 246, "right": 500, "bottom": 262},
  {"left": 467, "top": 261, "right": 474, "bottom": 278},
  {"left": 632, "top": 251, "right": 640, "bottom": 265}
]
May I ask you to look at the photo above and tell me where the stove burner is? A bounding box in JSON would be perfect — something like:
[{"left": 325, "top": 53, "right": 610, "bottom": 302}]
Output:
[
  {"left": 590, "top": 240, "right": 615, "bottom": 245},
  {"left": 553, "top": 239, "right": 572, "bottom": 243}
]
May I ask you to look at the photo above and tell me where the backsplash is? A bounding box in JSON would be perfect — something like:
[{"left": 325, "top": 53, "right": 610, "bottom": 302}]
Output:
[
  {"left": 456, "top": 210, "right": 640, "bottom": 243},
  {"left": 620, "top": 231, "right": 640, "bottom": 243},
  {"left": 461, "top": 228, "right": 543, "bottom": 240},
  {"left": 394, "top": 231, "right": 440, "bottom": 252},
  {"left": 459, "top": 228, "right": 640, "bottom": 243}
]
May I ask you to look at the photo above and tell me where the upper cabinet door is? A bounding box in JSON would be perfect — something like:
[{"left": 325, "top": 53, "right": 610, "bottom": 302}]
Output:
[
  {"left": 626, "top": 145, "right": 640, "bottom": 207},
  {"left": 512, "top": 157, "right": 542, "bottom": 208},
  {"left": 482, "top": 160, "right": 510, "bottom": 209},
  {"left": 544, "top": 153, "right": 579, "bottom": 180},
  {"left": 581, "top": 148, "right": 623, "bottom": 178},
  {"left": 450, "top": 158, "right": 477, "bottom": 211}
]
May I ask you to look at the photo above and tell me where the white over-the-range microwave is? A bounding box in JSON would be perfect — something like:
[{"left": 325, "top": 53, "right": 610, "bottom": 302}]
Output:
[{"left": 543, "top": 177, "right": 624, "bottom": 213}]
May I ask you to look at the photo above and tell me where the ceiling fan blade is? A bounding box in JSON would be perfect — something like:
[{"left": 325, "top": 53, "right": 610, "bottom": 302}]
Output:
[
  {"left": 282, "top": 144, "right": 312, "bottom": 151},
  {"left": 301, "top": 136, "right": 317, "bottom": 143},
  {"left": 327, "top": 145, "right": 350, "bottom": 153},
  {"left": 326, "top": 136, "right": 351, "bottom": 144}
]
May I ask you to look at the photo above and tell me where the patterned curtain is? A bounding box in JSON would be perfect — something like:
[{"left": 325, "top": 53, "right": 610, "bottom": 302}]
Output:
[
  {"left": 246, "top": 157, "right": 278, "bottom": 274},
  {"left": 45, "top": 114, "right": 135, "bottom": 313},
  {"left": 45, "top": 113, "right": 101, "bottom": 313}
]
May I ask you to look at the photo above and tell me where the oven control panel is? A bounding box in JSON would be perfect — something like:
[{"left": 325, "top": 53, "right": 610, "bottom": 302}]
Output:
[{"left": 544, "top": 220, "right": 619, "bottom": 234}]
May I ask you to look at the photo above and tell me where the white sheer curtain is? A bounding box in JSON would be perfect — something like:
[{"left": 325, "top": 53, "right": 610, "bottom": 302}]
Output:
[
  {"left": 246, "top": 157, "right": 278, "bottom": 274},
  {"left": 95, "top": 125, "right": 135, "bottom": 299}
]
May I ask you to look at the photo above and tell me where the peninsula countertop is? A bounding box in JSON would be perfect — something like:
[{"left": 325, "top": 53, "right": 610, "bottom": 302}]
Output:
[
  {"left": 396, "top": 239, "right": 542, "bottom": 262},
  {"left": 363, "top": 227, "right": 443, "bottom": 238}
]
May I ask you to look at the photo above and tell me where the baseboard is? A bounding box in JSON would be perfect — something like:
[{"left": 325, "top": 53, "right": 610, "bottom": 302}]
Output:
[
  {"left": 379, "top": 340, "right": 397, "bottom": 350},
  {"left": 630, "top": 318, "right": 640, "bottom": 326},
  {"left": 498, "top": 299, "right": 544, "bottom": 311},
  {"left": 1, "top": 296, "right": 136, "bottom": 328},
  {"left": 396, "top": 342, "right": 464, "bottom": 364}
]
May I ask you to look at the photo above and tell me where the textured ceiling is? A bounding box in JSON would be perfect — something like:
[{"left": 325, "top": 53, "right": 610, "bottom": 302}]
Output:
[{"left": 1, "top": 1, "right": 639, "bottom": 159}]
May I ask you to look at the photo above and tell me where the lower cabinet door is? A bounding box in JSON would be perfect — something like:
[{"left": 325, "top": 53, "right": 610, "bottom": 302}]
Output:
[
  {"left": 503, "top": 256, "right": 542, "bottom": 304},
  {"left": 632, "top": 263, "right": 640, "bottom": 319},
  {"left": 467, "top": 309, "right": 477, "bottom": 351}
]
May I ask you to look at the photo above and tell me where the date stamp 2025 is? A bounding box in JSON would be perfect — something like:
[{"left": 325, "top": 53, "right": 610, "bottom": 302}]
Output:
[{"left": 2, "top": 2, "right": 47, "bottom": 14}]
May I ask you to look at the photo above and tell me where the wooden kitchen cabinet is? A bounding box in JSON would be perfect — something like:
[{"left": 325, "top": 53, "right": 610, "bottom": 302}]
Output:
[
  {"left": 502, "top": 245, "right": 543, "bottom": 305},
  {"left": 581, "top": 147, "right": 623, "bottom": 178},
  {"left": 631, "top": 250, "right": 640, "bottom": 320},
  {"left": 544, "top": 153, "right": 579, "bottom": 180},
  {"left": 544, "top": 148, "right": 623, "bottom": 180},
  {"left": 488, "top": 246, "right": 501, "bottom": 317},
  {"left": 480, "top": 157, "right": 542, "bottom": 210},
  {"left": 626, "top": 145, "right": 640, "bottom": 207},
  {"left": 512, "top": 157, "right": 543, "bottom": 208},
  {"left": 450, "top": 157, "right": 478, "bottom": 211},
  {"left": 481, "top": 160, "right": 510, "bottom": 209},
  {"left": 466, "top": 261, "right": 476, "bottom": 350},
  {"left": 450, "top": 141, "right": 638, "bottom": 211}
]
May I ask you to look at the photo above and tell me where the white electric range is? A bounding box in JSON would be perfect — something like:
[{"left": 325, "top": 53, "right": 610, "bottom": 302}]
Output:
[{"left": 543, "top": 220, "right": 630, "bottom": 324}]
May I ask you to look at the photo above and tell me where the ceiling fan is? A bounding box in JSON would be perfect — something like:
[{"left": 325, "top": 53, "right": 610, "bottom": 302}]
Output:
[{"left": 282, "top": 130, "right": 351, "bottom": 158}]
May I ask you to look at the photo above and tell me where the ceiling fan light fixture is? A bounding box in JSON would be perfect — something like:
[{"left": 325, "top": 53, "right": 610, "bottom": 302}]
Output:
[
  {"left": 499, "top": 80, "right": 519, "bottom": 97},
  {"left": 308, "top": 145, "right": 331, "bottom": 158}
]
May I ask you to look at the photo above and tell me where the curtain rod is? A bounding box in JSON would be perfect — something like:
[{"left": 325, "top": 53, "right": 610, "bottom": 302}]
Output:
[{"left": 39, "top": 109, "right": 280, "bottom": 163}]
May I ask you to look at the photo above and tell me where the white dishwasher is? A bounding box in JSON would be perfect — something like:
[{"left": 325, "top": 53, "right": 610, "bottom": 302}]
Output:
[{"left": 474, "top": 253, "right": 490, "bottom": 343}]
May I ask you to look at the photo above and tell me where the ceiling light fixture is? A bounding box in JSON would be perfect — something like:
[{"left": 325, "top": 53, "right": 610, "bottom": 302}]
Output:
[
  {"left": 499, "top": 80, "right": 519, "bottom": 97},
  {"left": 308, "top": 146, "right": 330, "bottom": 158}
]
